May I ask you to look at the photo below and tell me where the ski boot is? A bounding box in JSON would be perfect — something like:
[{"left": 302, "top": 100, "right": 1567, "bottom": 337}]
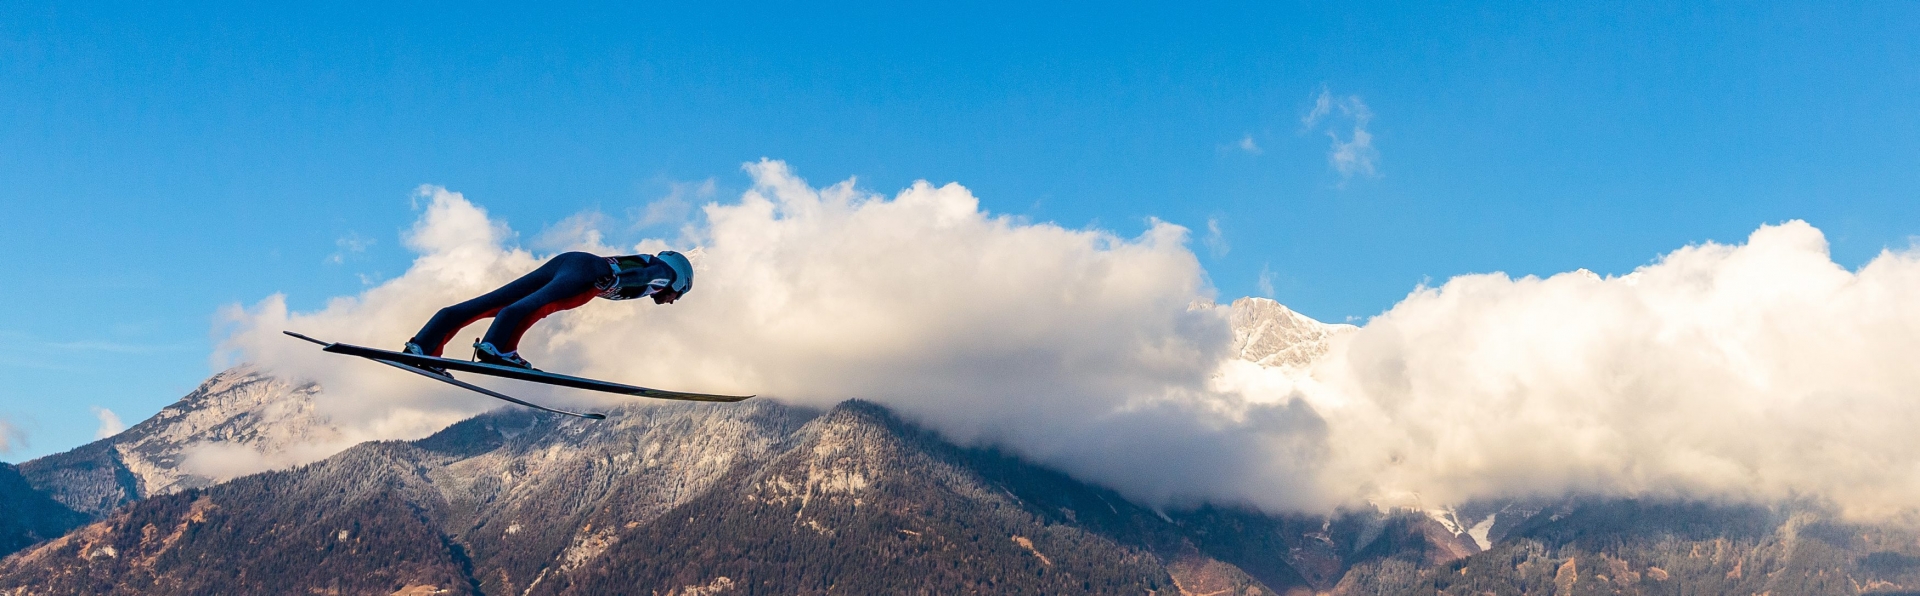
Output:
[
  {"left": 399, "top": 341, "right": 449, "bottom": 376},
  {"left": 473, "top": 341, "right": 536, "bottom": 370}
]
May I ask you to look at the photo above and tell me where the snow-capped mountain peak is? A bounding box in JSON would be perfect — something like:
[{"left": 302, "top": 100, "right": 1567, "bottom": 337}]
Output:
[
  {"left": 1227, "top": 297, "right": 1356, "bottom": 369},
  {"left": 19, "top": 366, "right": 343, "bottom": 516}
]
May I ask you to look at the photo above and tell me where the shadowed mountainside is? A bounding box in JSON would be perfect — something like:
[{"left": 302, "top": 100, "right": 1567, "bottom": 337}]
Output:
[{"left": 0, "top": 463, "right": 86, "bottom": 557}]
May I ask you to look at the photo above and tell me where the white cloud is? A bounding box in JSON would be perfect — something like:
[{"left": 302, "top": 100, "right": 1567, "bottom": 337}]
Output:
[
  {"left": 1203, "top": 218, "right": 1229, "bottom": 258},
  {"left": 1303, "top": 86, "right": 1379, "bottom": 184},
  {"left": 1329, "top": 128, "right": 1376, "bottom": 179},
  {"left": 633, "top": 179, "right": 713, "bottom": 229},
  {"left": 1216, "top": 220, "right": 1920, "bottom": 518},
  {"left": 532, "top": 211, "right": 613, "bottom": 253},
  {"left": 176, "top": 442, "right": 276, "bottom": 480},
  {"left": 1303, "top": 89, "right": 1332, "bottom": 127},
  {"left": 220, "top": 165, "right": 1275, "bottom": 511},
  {"left": 219, "top": 166, "right": 1920, "bottom": 520},
  {"left": 325, "top": 232, "right": 376, "bottom": 265},
  {"left": 1236, "top": 134, "right": 1262, "bottom": 155},
  {"left": 217, "top": 185, "right": 544, "bottom": 444},
  {"left": 0, "top": 416, "right": 24, "bottom": 455},
  {"left": 1256, "top": 264, "right": 1276, "bottom": 298},
  {"left": 175, "top": 439, "right": 351, "bottom": 482},
  {"left": 90, "top": 407, "right": 124, "bottom": 439}
]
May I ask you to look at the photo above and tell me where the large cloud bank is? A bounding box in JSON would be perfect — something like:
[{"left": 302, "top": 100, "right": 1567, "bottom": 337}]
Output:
[
  {"left": 1276, "top": 221, "right": 1920, "bottom": 517},
  {"left": 223, "top": 161, "right": 1920, "bottom": 518}
]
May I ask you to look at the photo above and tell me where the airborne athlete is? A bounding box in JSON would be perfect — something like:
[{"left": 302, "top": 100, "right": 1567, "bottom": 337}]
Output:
[
  {"left": 403, "top": 250, "right": 694, "bottom": 371},
  {"left": 284, "top": 249, "right": 749, "bottom": 420}
]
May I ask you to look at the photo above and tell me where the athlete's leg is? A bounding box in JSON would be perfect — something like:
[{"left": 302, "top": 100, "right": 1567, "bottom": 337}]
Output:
[
  {"left": 483, "top": 289, "right": 598, "bottom": 354},
  {"left": 481, "top": 252, "right": 610, "bottom": 353},
  {"left": 409, "top": 258, "right": 568, "bottom": 356}
]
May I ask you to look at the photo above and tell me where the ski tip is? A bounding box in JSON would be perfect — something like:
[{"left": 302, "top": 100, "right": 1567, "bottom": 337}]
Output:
[
  {"left": 583, "top": 413, "right": 608, "bottom": 420},
  {"left": 282, "top": 330, "right": 328, "bottom": 346}
]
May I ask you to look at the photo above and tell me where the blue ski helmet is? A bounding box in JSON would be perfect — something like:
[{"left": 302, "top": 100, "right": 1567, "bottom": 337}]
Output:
[{"left": 655, "top": 251, "right": 695, "bottom": 295}]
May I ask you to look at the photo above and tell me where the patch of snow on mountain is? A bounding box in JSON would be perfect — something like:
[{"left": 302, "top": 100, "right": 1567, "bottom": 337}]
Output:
[
  {"left": 1424, "top": 507, "right": 1465, "bottom": 536},
  {"left": 1420, "top": 505, "right": 1499, "bottom": 550},
  {"left": 1466, "top": 513, "right": 1497, "bottom": 550}
]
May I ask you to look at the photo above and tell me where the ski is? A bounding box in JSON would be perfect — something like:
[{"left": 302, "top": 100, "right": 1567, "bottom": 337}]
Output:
[
  {"left": 283, "top": 331, "right": 753, "bottom": 403},
  {"left": 284, "top": 331, "right": 607, "bottom": 419}
]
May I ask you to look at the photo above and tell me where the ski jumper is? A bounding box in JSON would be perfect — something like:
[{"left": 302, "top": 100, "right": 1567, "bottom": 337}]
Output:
[{"left": 408, "top": 251, "right": 678, "bottom": 357}]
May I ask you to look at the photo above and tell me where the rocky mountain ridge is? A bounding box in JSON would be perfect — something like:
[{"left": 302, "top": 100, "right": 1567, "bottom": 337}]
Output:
[
  {"left": 1227, "top": 297, "right": 1355, "bottom": 369},
  {"left": 16, "top": 366, "right": 338, "bottom": 517},
  {"left": 3, "top": 398, "right": 1450, "bottom": 595}
]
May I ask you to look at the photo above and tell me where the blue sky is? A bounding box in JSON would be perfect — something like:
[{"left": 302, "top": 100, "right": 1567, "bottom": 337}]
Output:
[{"left": 3, "top": 1, "right": 1916, "bottom": 461}]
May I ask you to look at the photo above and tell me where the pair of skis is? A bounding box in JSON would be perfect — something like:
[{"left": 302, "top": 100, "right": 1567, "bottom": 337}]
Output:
[{"left": 283, "top": 331, "right": 751, "bottom": 419}]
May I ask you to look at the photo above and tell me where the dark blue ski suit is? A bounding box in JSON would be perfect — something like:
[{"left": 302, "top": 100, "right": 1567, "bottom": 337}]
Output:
[{"left": 408, "top": 251, "right": 677, "bottom": 357}]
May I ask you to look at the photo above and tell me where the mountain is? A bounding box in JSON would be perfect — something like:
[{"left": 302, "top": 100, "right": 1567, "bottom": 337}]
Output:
[
  {"left": 41, "top": 297, "right": 1888, "bottom": 594},
  {"left": 16, "top": 366, "right": 339, "bottom": 518},
  {"left": 1228, "top": 297, "right": 1355, "bottom": 369},
  {"left": 0, "top": 400, "right": 1276, "bottom": 594},
  {"left": 13, "top": 391, "right": 1918, "bottom": 595},
  {"left": 0, "top": 297, "right": 1485, "bottom": 594},
  {"left": 1332, "top": 499, "right": 1920, "bottom": 595},
  {"left": 12, "top": 297, "right": 1345, "bottom": 523}
]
